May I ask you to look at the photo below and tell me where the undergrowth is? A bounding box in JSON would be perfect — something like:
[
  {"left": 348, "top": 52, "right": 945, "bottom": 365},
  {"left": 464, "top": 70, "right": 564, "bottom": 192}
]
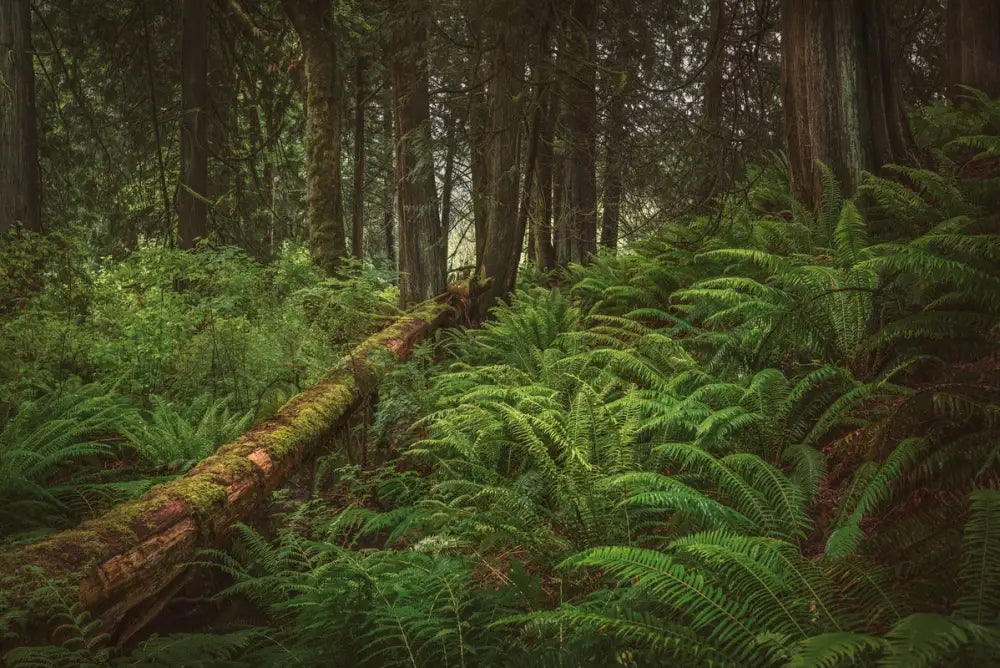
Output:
[
  {"left": 0, "top": 243, "right": 397, "bottom": 539},
  {"left": 4, "top": 95, "right": 1000, "bottom": 667}
]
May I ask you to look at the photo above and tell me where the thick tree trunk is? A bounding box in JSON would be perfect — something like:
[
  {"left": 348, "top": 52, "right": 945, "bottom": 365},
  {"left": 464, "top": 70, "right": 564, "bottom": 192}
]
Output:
[
  {"left": 0, "top": 0, "right": 42, "bottom": 234},
  {"left": 946, "top": 0, "right": 1000, "bottom": 100},
  {"left": 0, "top": 303, "right": 454, "bottom": 649},
  {"left": 781, "top": 0, "right": 915, "bottom": 211},
  {"left": 178, "top": 0, "right": 209, "bottom": 250},
  {"left": 474, "top": 10, "right": 528, "bottom": 317},
  {"left": 351, "top": 55, "right": 366, "bottom": 259},
  {"left": 282, "top": 0, "right": 346, "bottom": 273},
  {"left": 559, "top": 0, "right": 598, "bottom": 264},
  {"left": 390, "top": 4, "right": 446, "bottom": 306}
]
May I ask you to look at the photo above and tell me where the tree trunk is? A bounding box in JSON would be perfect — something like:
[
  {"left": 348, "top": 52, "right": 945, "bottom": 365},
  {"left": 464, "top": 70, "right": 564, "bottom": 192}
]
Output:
[
  {"left": 474, "top": 8, "right": 528, "bottom": 317},
  {"left": 946, "top": 0, "right": 1000, "bottom": 100},
  {"left": 382, "top": 89, "right": 396, "bottom": 266},
  {"left": 282, "top": 0, "right": 346, "bottom": 273},
  {"left": 694, "top": 0, "right": 728, "bottom": 207},
  {"left": 140, "top": 1, "right": 171, "bottom": 230},
  {"left": 440, "top": 113, "right": 457, "bottom": 235},
  {"left": 390, "top": 4, "right": 446, "bottom": 306},
  {"left": 559, "top": 0, "right": 598, "bottom": 264},
  {"left": 533, "top": 84, "right": 557, "bottom": 269},
  {"left": 781, "top": 0, "right": 915, "bottom": 211},
  {"left": 178, "top": 0, "right": 209, "bottom": 250},
  {"left": 351, "top": 54, "right": 366, "bottom": 259},
  {"left": 0, "top": 0, "right": 42, "bottom": 234}
]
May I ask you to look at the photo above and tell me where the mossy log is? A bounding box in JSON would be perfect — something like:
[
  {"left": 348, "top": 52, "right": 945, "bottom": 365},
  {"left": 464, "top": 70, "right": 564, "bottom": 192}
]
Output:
[{"left": 0, "top": 301, "right": 453, "bottom": 647}]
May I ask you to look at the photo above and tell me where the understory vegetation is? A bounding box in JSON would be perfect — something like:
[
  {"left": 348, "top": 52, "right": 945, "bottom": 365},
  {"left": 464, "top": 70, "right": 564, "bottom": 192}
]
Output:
[
  {"left": 4, "top": 95, "right": 999, "bottom": 667},
  {"left": 0, "top": 242, "right": 397, "bottom": 538}
]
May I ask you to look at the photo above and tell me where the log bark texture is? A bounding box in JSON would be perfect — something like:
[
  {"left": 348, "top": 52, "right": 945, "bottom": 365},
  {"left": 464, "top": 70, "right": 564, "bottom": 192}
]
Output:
[{"left": 0, "top": 302, "right": 453, "bottom": 647}]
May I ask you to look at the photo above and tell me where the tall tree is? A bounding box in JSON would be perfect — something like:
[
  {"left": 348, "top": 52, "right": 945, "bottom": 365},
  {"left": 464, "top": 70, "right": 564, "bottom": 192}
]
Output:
[
  {"left": 693, "top": 0, "right": 730, "bottom": 206},
  {"left": 389, "top": 2, "right": 446, "bottom": 306},
  {"left": 473, "top": 1, "right": 532, "bottom": 317},
  {"left": 945, "top": 0, "right": 1000, "bottom": 100},
  {"left": 781, "top": 0, "right": 915, "bottom": 209},
  {"left": 178, "top": 0, "right": 209, "bottom": 250},
  {"left": 532, "top": 75, "right": 557, "bottom": 270},
  {"left": 282, "top": 0, "right": 347, "bottom": 273},
  {"left": 599, "top": 0, "right": 635, "bottom": 250},
  {"left": 351, "top": 54, "right": 366, "bottom": 259},
  {"left": 557, "top": 0, "right": 598, "bottom": 264},
  {"left": 0, "top": 0, "right": 42, "bottom": 234},
  {"left": 381, "top": 88, "right": 396, "bottom": 265}
]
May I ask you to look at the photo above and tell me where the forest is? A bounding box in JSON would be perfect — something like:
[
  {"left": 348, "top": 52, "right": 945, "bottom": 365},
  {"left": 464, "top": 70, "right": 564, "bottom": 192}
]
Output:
[{"left": 1, "top": 0, "right": 999, "bottom": 665}]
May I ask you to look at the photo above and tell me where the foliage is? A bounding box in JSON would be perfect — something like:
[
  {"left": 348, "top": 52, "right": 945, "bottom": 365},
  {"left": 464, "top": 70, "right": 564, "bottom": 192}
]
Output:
[{"left": 6, "top": 97, "right": 1000, "bottom": 667}]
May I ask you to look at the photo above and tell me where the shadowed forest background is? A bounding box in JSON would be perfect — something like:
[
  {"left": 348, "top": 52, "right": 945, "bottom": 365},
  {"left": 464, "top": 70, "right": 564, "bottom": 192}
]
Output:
[{"left": 1, "top": 0, "right": 1000, "bottom": 665}]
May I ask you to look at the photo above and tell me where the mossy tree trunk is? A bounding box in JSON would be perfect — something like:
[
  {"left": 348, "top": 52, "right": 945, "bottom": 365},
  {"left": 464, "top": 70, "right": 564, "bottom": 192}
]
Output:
[
  {"left": 282, "top": 0, "right": 347, "bottom": 274},
  {"left": 781, "top": 0, "right": 916, "bottom": 210},
  {"left": 0, "top": 0, "right": 42, "bottom": 234}
]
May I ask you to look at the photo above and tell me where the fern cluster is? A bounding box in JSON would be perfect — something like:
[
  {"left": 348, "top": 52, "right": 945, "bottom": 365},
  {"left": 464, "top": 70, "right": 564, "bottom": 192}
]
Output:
[{"left": 7, "top": 97, "right": 1000, "bottom": 667}]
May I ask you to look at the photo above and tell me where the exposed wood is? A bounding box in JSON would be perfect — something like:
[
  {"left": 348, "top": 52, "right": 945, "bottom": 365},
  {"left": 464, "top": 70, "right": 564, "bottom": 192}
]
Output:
[{"left": 0, "top": 302, "right": 454, "bottom": 647}]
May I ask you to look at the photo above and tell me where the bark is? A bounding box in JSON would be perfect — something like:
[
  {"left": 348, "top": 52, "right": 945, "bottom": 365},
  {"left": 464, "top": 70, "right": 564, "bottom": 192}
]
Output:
[
  {"left": 558, "top": 0, "right": 598, "bottom": 264},
  {"left": 946, "top": 0, "right": 1000, "bottom": 100},
  {"left": 599, "top": 3, "right": 632, "bottom": 250},
  {"left": 140, "top": 1, "right": 171, "bottom": 228},
  {"left": 0, "top": 0, "right": 42, "bottom": 234},
  {"left": 178, "top": 0, "right": 209, "bottom": 250},
  {"left": 474, "top": 6, "right": 529, "bottom": 317},
  {"left": 694, "top": 0, "right": 729, "bottom": 206},
  {"left": 282, "top": 0, "right": 347, "bottom": 273},
  {"left": 533, "top": 85, "right": 557, "bottom": 269},
  {"left": 440, "top": 113, "right": 457, "bottom": 234},
  {"left": 781, "top": 0, "right": 916, "bottom": 210},
  {"left": 351, "top": 54, "right": 366, "bottom": 259},
  {"left": 390, "top": 4, "right": 447, "bottom": 306},
  {"left": 381, "top": 89, "right": 396, "bottom": 265},
  {"left": 0, "top": 302, "right": 454, "bottom": 648}
]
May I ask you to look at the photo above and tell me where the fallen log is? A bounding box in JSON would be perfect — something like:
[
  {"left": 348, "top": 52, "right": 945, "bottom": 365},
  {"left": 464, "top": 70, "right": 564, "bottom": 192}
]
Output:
[{"left": 0, "top": 301, "right": 453, "bottom": 648}]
